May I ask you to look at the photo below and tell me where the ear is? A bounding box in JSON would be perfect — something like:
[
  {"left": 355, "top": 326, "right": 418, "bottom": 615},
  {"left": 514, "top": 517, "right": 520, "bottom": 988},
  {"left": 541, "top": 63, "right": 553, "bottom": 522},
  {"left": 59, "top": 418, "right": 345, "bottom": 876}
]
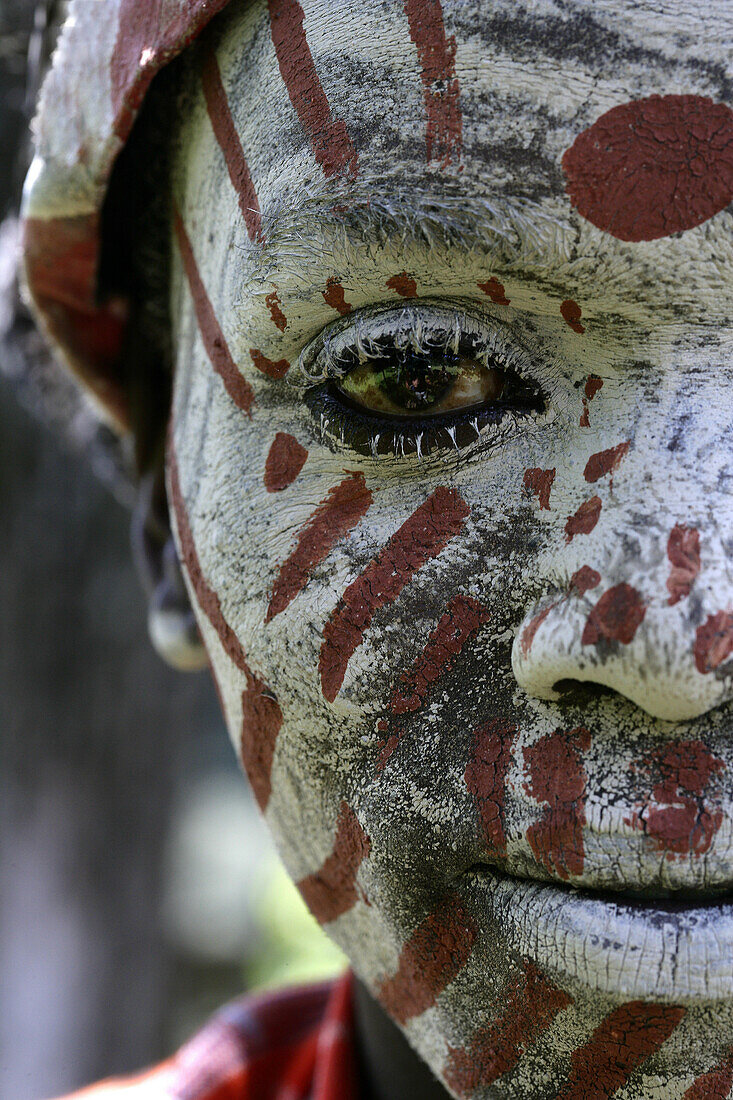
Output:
[{"left": 131, "top": 456, "right": 208, "bottom": 672}]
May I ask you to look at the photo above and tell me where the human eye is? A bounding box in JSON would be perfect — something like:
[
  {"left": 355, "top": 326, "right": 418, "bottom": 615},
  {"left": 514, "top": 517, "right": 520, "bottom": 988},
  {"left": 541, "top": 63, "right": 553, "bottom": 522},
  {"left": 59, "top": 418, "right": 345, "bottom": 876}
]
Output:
[{"left": 298, "top": 303, "right": 546, "bottom": 460}]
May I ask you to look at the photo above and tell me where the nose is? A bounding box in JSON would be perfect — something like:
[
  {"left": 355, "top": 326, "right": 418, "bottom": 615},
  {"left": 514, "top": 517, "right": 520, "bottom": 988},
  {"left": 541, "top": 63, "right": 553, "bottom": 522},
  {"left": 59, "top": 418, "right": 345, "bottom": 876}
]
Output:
[{"left": 512, "top": 521, "right": 733, "bottom": 723}]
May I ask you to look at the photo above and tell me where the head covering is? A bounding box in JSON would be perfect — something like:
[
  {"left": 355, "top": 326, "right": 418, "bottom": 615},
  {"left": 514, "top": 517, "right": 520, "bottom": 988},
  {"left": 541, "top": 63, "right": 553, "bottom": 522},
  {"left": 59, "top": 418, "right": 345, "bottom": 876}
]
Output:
[{"left": 21, "top": 0, "right": 233, "bottom": 431}]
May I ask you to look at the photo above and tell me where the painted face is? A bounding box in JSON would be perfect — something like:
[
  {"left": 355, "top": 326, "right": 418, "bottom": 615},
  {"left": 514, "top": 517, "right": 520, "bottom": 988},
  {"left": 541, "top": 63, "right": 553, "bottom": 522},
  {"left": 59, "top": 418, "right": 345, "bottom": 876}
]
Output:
[{"left": 167, "top": 0, "right": 733, "bottom": 1095}]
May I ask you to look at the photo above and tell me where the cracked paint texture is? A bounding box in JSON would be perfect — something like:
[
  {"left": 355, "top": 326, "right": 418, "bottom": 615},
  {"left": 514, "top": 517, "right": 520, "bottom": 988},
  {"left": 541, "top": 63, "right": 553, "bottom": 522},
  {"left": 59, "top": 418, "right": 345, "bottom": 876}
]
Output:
[{"left": 164, "top": 1, "right": 733, "bottom": 1097}]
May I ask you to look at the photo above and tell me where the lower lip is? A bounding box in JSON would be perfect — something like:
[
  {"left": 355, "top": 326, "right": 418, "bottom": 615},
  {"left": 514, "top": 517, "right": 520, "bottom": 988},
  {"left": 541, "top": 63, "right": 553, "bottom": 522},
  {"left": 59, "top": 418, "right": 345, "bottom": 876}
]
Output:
[{"left": 464, "top": 868, "right": 733, "bottom": 1002}]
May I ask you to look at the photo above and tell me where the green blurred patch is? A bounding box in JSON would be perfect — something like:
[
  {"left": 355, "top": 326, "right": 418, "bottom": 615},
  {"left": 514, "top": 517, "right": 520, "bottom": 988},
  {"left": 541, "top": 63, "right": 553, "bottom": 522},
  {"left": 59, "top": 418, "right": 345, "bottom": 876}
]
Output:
[{"left": 246, "top": 856, "right": 348, "bottom": 991}]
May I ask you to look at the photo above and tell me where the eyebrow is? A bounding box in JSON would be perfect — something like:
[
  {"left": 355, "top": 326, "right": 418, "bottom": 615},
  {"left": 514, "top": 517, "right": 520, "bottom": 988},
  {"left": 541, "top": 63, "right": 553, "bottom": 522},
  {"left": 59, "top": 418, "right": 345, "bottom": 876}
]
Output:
[
  {"left": 246, "top": 186, "right": 578, "bottom": 279},
  {"left": 235, "top": 183, "right": 733, "bottom": 322}
]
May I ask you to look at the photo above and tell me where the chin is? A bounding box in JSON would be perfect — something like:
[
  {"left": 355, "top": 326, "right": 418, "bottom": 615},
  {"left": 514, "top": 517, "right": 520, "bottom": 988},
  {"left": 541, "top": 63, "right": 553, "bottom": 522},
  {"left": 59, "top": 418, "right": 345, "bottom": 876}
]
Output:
[{"left": 315, "top": 684, "right": 733, "bottom": 1099}]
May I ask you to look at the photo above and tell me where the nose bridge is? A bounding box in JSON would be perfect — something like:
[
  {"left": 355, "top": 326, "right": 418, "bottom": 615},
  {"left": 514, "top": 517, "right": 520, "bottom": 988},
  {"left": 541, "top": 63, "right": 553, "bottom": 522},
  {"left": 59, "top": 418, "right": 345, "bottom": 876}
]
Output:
[{"left": 512, "top": 457, "right": 733, "bottom": 723}]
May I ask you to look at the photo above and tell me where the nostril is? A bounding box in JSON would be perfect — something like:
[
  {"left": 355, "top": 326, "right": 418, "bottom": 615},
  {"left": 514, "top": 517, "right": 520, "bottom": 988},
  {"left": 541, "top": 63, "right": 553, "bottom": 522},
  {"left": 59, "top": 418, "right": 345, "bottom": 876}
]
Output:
[
  {"left": 552, "top": 679, "right": 617, "bottom": 705},
  {"left": 513, "top": 592, "right": 732, "bottom": 722}
]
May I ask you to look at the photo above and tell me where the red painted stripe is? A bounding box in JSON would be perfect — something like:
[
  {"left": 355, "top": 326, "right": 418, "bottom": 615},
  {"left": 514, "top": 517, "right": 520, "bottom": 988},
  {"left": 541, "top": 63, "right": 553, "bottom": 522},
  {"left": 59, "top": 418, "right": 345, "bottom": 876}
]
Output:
[
  {"left": 268, "top": 0, "right": 358, "bottom": 178},
  {"left": 378, "top": 594, "right": 490, "bottom": 769},
  {"left": 168, "top": 445, "right": 249, "bottom": 673},
  {"left": 111, "top": 0, "right": 230, "bottom": 140},
  {"left": 200, "top": 47, "right": 263, "bottom": 242},
  {"left": 168, "top": 441, "right": 282, "bottom": 811},
  {"left": 403, "top": 0, "right": 462, "bottom": 167},
  {"left": 319, "top": 487, "right": 470, "bottom": 702},
  {"left": 267, "top": 473, "right": 372, "bottom": 623},
  {"left": 519, "top": 602, "right": 556, "bottom": 657},
  {"left": 264, "top": 432, "right": 308, "bottom": 493},
  {"left": 464, "top": 719, "right": 518, "bottom": 857},
  {"left": 376, "top": 893, "right": 477, "bottom": 1024},
  {"left": 557, "top": 1002, "right": 686, "bottom": 1099},
  {"left": 391, "top": 595, "right": 490, "bottom": 714},
  {"left": 444, "top": 961, "right": 572, "bottom": 1095},
  {"left": 173, "top": 206, "right": 254, "bottom": 414},
  {"left": 683, "top": 1049, "right": 733, "bottom": 1099},
  {"left": 585, "top": 376, "right": 603, "bottom": 400},
  {"left": 240, "top": 675, "right": 283, "bottom": 812},
  {"left": 297, "top": 801, "right": 371, "bottom": 924}
]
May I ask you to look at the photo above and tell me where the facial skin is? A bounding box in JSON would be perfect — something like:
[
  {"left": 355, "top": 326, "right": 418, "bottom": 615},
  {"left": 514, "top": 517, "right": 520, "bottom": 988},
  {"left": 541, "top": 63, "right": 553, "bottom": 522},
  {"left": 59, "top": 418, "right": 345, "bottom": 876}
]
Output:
[{"left": 167, "top": 0, "right": 733, "bottom": 1095}]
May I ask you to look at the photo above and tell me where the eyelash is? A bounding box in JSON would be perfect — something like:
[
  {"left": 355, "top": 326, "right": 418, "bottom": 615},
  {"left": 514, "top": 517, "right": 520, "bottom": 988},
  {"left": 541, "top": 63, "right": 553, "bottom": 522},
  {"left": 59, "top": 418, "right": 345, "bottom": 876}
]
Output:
[{"left": 298, "top": 303, "right": 546, "bottom": 460}]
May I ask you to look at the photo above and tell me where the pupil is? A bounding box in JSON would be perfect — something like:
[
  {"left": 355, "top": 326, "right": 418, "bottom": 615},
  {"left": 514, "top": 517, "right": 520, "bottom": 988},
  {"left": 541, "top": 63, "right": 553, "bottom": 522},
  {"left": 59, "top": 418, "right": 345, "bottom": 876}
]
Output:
[{"left": 379, "top": 349, "right": 459, "bottom": 411}]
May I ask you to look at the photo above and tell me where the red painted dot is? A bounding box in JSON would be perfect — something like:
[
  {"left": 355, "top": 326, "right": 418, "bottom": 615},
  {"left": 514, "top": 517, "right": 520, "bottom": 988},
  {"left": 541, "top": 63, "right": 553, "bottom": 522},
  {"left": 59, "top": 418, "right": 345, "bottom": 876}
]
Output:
[
  {"left": 323, "top": 277, "right": 352, "bottom": 315},
  {"left": 694, "top": 610, "right": 733, "bottom": 674},
  {"left": 570, "top": 566, "right": 601, "bottom": 597},
  {"left": 249, "top": 348, "right": 290, "bottom": 379},
  {"left": 667, "top": 523, "right": 700, "bottom": 606},
  {"left": 477, "top": 277, "right": 510, "bottom": 305},
  {"left": 584, "top": 376, "right": 603, "bottom": 400},
  {"left": 565, "top": 495, "right": 602, "bottom": 542},
  {"left": 563, "top": 95, "right": 733, "bottom": 242},
  {"left": 584, "top": 441, "right": 630, "bottom": 484},
  {"left": 520, "top": 603, "right": 555, "bottom": 657},
  {"left": 523, "top": 467, "right": 555, "bottom": 510},
  {"left": 265, "top": 289, "right": 287, "bottom": 331},
  {"left": 264, "top": 432, "right": 308, "bottom": 492},
  {"left": 561, "top": 299, "right": 585, "bottom": 334},
  {"left": 386, "top": 272, "right": 418, "bottom": 298},
  {"left": 582, "top": 583, "right": 646, "bottom": 646}
]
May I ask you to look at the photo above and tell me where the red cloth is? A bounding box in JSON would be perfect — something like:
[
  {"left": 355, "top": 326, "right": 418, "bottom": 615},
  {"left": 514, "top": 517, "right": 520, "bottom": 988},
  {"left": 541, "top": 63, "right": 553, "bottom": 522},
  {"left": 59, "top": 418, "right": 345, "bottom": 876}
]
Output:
[{"left": 54, "top": 972, "right": 360, "bottom": 1100}]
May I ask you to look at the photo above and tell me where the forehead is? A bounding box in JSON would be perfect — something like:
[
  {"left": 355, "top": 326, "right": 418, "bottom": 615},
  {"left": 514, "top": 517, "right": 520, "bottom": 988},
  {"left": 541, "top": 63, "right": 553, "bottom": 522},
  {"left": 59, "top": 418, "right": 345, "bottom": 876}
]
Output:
[{"left": 174, "top": 0, "right": 733, "bottom": 324}]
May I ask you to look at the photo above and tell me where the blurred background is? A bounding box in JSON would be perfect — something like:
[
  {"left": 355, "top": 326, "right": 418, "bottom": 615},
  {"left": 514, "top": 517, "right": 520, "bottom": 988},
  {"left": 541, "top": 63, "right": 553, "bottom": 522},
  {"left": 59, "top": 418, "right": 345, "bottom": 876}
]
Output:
[{"left": 0, "top": 5, "right": 344, "bottom": 1098}]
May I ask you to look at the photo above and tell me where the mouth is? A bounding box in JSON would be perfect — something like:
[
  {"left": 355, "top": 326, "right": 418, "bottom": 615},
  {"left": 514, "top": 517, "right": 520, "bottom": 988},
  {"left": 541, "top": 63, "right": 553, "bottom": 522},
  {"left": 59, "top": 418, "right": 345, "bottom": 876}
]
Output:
[{"left": 463, "top": 864, "right": 733, "bottom": 1002}]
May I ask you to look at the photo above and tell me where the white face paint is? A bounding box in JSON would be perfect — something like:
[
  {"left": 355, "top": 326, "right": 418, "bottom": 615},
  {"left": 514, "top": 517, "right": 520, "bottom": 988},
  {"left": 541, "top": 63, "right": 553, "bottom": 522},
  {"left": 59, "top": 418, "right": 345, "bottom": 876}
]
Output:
[{"left": 167, "top": 0, "right": 733, "bottom": 1094}]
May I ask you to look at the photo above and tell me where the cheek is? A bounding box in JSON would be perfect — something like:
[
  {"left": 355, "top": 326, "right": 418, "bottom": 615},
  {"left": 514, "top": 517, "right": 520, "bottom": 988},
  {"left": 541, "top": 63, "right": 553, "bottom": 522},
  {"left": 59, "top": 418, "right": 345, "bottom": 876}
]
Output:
[
  {"left": 168, "top": 361, "right": 547, "bottom": 887},
  {"left": 318, "top": 485, "right": 471, "bottom": 704}
]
